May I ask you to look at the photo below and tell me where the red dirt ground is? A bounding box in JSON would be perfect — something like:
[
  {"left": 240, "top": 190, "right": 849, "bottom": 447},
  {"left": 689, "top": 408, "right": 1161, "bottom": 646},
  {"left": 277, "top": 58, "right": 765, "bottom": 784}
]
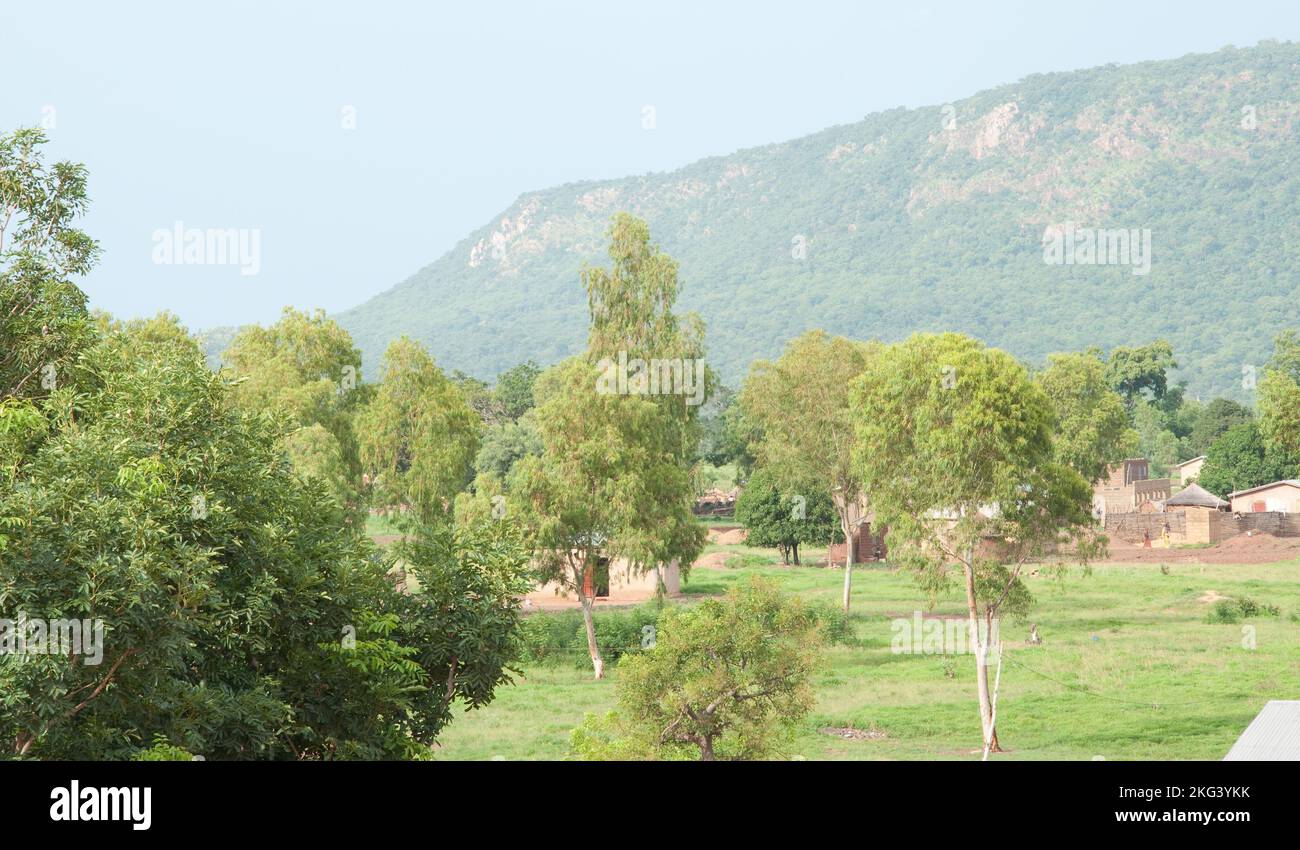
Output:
[{"left": 1102, "top": 532, "right": 1300, "bottom": 565}]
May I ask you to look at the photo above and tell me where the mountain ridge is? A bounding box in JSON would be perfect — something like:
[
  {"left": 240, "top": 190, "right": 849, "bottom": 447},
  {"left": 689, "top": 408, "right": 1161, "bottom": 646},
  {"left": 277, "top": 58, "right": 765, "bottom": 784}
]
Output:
[{"left": 324, "top": 41, "right": 1300, "bottom": 399}]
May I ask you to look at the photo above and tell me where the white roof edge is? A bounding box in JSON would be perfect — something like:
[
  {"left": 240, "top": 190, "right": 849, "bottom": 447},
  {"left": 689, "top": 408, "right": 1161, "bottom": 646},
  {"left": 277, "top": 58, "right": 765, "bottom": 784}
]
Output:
[{"left": 1227, "top": 480, "right": 1300, "bottom": 498}]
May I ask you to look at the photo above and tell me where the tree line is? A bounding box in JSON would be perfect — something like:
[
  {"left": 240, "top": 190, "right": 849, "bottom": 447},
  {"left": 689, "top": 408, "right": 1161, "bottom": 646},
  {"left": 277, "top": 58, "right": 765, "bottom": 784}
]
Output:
[{"left": 4, "top": 127, "right": 1298, "bottom": 759}]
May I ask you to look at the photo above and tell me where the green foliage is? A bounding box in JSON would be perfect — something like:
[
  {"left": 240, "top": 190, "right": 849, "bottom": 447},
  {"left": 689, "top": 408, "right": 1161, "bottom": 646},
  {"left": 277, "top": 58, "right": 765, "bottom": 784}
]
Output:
[
  {"left": 1106, "top": 341, "right": 1177, "bottom": 408},
  {"left": 851, "top": 333, "right": 1102, "bottom": 615},
  {"left": 1197, "top": 421, "right": 1295, "bottom": 497},
  {"left": 741, "top": 329, "right": 875, "bottom": 609},
  {"left": 1258, "top": 330, "right": 1300, "bottom": 461},
  {"left": 221, "top": 307, "right": 370, "bottom": 523},
  {"left": 474, "top": 414, "right": 542, "bottom": 481},
  {"left": 851, "top": 332, "right": 1103, "bottom": 751},
  {"left": 518, "top": 604, "right": 663, "bottom": 667},
  {"left": 357, "top": 337, "right": 480, "bottom": 526},
  {"left": 1187, "top": 398, "right": 1253, "bottom": 457},
  {"left": 387, "top": 521, "right": 535, "bottom": 735},
  {"left": 1133, "top": 398, "right": 1187, "bottom": 477},
  {"left": 132, "top": 735, "right": 198, "bottom": 761},
  {"left": 513, "top": 216, "right": 707, "bottom": 676},
  {"left": 0, "top": 319, "right": 529, "bottom": 759},
  {"left": 569, "top": 577, "right": 823, "bottom": 760},
  {"left": 1036, "top": 351, "right": 1137, "bottom": 483},
  {"left": 495, "top": 360, "right": 541, "bottom": 420},
  {"left": 733, "top": 467, "right": 840, "bottom": 564},
  {"left": 1206, "top": 597, "right": 1280, "bottom": 624},
  {"left": 0, "top": 128, "right": 98, "bottom": 402}
]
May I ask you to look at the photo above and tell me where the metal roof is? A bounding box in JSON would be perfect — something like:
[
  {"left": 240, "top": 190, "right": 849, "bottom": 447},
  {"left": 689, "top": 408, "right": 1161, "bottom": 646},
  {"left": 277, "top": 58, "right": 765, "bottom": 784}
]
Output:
[
  {"left": 1224, "top": 701, "right": 1300, "bottom": 760},
  {"left": 1227, "top": 480, "right": 1300, "bottom": 498}
]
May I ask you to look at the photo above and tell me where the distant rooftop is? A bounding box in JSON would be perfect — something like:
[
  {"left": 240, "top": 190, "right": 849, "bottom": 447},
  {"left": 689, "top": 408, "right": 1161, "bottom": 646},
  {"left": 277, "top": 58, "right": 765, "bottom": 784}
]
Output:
[
  {"left": 1165, "top": 483, "right": 1228, "bottom": 509},
  {"left": 1227, "top": 480, "right": 1300, "bottom": 499}
]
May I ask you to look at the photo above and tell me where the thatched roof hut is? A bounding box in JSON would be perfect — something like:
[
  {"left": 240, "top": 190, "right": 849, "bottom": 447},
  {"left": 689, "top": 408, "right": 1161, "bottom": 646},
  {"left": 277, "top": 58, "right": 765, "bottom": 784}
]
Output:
[{"left": 1164, "top": 483, "right": 1229, "bottom": 510}]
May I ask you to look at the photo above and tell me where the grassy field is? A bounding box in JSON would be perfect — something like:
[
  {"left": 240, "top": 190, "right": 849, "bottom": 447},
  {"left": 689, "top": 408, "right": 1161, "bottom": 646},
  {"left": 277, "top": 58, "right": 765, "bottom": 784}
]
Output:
[{"left": 431, "top": 542, "right": 1300, "bottom": 761}]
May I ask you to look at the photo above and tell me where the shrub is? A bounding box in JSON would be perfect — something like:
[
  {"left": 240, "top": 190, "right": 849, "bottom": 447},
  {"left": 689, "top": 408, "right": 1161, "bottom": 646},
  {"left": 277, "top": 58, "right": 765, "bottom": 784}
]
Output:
[
  {"left": 1206, "top": 596, "right": 1280, "bottom": 624},
  {"left": 519, "top": 604, "right": 664, "bottom": 667}
]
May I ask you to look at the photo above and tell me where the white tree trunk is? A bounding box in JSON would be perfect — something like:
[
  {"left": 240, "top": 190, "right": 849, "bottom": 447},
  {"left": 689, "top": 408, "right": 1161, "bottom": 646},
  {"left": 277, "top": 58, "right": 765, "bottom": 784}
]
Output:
[
  {"left": 840, "top": 512, "right": 854, "bottom": 612},
  {"left": 962, "top": 544, "right": 999, "bottom": 755},
  {"left": 579, "top": 594, "right": 604, "bottom": 679},
  {"left": 983, "top": 640, "right": 1004, "bottom": 762}
]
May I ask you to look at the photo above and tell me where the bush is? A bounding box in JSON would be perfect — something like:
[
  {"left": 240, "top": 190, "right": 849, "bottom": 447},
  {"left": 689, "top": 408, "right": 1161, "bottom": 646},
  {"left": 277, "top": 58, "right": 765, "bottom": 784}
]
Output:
[
  {"left": 519, "top": 604, "right": 664, "bottom": 668},
  {"left": 807, "top": 602, "right": 855, "bottom": 646},
  {"left": 569, "top": 577, "right": 823, "bottom": 761},
  {"left": 132, "top": 735, "right": 198, "bottom": 761},
  {"left": 1206, "top": 597, "right": 1280, "bottom": 624}
]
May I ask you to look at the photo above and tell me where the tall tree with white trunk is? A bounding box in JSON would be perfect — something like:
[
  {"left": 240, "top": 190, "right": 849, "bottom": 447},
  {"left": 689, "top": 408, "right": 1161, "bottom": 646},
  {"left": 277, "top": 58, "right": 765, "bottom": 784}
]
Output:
[
  {"left": 512, "top": 214, "right": 705, "bottom": 678},
  {"left": 740, "top": 331, "right": 875, "bottom": 611},
  {"left": 850, "top": 332, "right": 1102, "bottom": 755}
]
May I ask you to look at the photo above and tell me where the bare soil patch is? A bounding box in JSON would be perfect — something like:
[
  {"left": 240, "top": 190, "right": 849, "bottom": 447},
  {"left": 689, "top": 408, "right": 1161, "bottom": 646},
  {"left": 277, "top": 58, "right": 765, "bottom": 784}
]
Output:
[
  {"left": 708, "top": 527, "right": 748, "bottom": 545},
  {"left": 693, "top": 551, "right": 733, "bottom": 570},
  {"left": 1102, "top": 532, "right": 1300, "bottom": 565},
  {"left": 820, "top": 727, "right": 887, "bottom": 741}
]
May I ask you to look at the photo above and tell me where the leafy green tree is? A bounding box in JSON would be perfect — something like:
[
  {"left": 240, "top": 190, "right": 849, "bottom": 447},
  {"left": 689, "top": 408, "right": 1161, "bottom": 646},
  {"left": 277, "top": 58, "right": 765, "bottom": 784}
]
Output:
[
  {"left": 1265, "top": 329, "right": 1300, "bottom": 382},
  {"left": 1187, "top": 398, "right": 1253, "bottom": 457},
  {"left": 451, "top": 370, "right": 506, "bottom": 425},
  {"left": 1106, "top": 341, "right": 1176, "bottom": 409},
  {"left": 1035, "top": 352, "right": 1137, "bottom": 483},
  {"left": 741, "top": 330, "right": 875, "bottom": 610},
  {"left": 0, "top": 320, "right": 530, "bottom": 759},
  {"left": 221, "top": 307, "right": 369, "bottom": 522},
  {"left": 474, "top": 414, "right": 542, "bottom": 481},
  {"left": 1198, "top": 421, "right": 1295, "bottom": 498},
  {"left": 850, "top": 332, "right": 1101, "bottom": 757},
  {"left": 1132, "top": 398, "right": 1187, "bottom": 476},
  {"left": 358, "top": 337, "right": 480, "bottom": 526},
  {"left": 515, "top": 214, "right": 705, "bottom": 677},
  {"left": 1258, "top": 330, "right": 1300, "bottom": 462},
  {"left": 495, "top": 360, "right": 541, "bottom": 420},
  {"left": 0, "top": 128, "right": 98, "bottom": 402},
  {"left": 733, "top": 467, "right": 839, "bottom": 564},
  {"left": 1258, "top": 370, "right": 1300, "bottom": 462},
  {"left": 570, "top": 577, "right": 822, "bottom": 760},
  {"left": 514, "top": 357, "right": 700, "bottom": 678}
]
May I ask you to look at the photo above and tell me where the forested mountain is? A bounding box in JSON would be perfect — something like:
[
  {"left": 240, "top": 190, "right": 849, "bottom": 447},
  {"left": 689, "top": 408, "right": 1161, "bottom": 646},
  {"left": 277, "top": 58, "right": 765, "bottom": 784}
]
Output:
[{"left": 332, "top": 42, "right": 1300, "bottom": 398}]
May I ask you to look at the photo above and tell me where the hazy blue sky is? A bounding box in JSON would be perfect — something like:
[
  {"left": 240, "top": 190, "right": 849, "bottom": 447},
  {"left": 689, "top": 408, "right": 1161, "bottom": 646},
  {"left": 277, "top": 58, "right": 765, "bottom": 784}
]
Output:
[{"left": 3, "top": 0, "right": 1297, "bottom": 331}]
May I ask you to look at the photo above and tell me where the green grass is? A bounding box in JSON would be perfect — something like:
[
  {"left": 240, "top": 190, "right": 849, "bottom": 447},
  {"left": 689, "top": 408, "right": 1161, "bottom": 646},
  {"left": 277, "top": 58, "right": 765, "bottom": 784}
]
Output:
[{"left": 433, "top": 551, "right": 1300, "bottom": 761}]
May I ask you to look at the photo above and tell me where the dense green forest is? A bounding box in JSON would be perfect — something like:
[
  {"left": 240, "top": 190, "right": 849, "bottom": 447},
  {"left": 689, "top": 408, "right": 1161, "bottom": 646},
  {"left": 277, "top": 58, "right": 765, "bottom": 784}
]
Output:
[{"left": 307, "top": 42, "right": 1300, "bottom": 400}]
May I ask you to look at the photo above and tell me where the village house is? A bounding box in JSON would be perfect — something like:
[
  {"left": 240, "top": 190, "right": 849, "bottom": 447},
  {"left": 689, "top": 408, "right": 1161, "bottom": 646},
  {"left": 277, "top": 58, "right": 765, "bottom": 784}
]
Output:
[
  {"left": 1169, "top": 455, "right": 1207, "bottom": 486},
  {"left": 1228, "top": 480, "right": 1300, "bottom": 514},
  {"left": 1092, "top": 458, "right": 1171, "bottom": 520},
  {"left": 526, "top": 555, "right": 682, "bottom": 610}
]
